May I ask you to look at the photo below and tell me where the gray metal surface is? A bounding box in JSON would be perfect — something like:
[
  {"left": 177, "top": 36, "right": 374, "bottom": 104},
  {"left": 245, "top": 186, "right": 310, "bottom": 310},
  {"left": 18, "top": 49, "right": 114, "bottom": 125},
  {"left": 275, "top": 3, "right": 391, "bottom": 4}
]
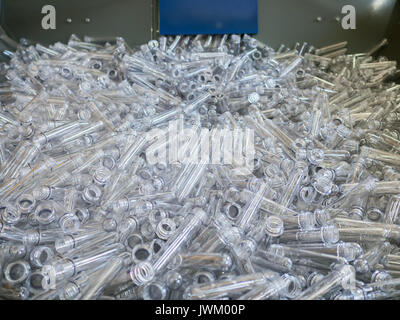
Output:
[
  {"left": 3, "top": 0, "right": 153, "bottom": 46},
  {"left": 381, "top": 0, "right": 400, "bottom": 63},
  {"left": 0, "top": 0, "right": 399, "bottom": 61},
  {"left": 256, "top": 0, "right": 397, "bottom": 53}
]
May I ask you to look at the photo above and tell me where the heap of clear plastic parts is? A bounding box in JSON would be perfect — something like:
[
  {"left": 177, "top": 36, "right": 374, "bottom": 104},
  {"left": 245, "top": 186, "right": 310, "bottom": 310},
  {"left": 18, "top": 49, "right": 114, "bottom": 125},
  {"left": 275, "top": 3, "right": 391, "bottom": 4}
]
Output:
[{"left": 0, "top": 34, "right": 399, "bottom": 300}]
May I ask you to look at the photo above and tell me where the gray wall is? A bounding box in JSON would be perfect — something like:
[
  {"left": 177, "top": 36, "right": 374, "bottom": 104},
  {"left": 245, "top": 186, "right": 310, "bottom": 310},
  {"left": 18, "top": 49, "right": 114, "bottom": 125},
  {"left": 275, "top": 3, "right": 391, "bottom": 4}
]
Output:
[{"left": 3, "top": 0, "right": 154, "bottom": 46}]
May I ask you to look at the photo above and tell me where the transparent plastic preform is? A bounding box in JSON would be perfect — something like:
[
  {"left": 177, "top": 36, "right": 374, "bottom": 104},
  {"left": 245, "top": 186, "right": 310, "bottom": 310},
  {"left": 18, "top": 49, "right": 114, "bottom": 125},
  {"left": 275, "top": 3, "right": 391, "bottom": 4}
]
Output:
[{"left": 1, "top": 34, "right": 400, "bottom": 300}]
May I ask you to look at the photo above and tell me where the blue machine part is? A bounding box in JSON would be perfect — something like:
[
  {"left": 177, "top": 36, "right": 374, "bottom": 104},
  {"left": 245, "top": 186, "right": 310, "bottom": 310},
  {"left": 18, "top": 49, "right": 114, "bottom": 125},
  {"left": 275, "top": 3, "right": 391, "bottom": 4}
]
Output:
[{"left": 159, "top": 0, "right": 258, "bottom": 35}]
